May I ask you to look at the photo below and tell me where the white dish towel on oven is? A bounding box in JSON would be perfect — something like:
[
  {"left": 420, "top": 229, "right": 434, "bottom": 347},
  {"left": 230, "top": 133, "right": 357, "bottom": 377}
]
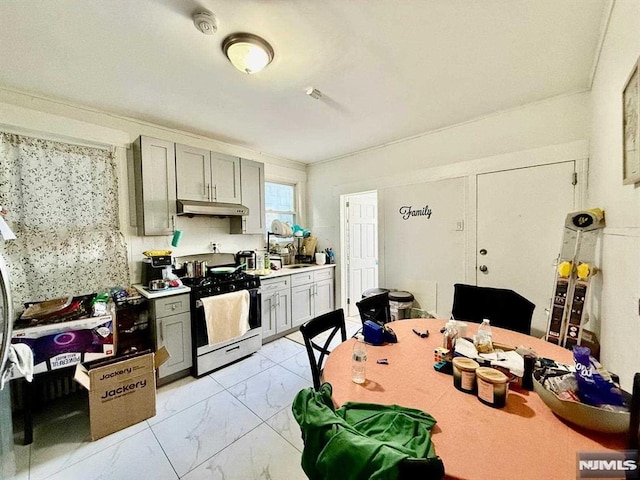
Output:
[{"left": 202, "top": 290, "right": 250, "bottom": 345}]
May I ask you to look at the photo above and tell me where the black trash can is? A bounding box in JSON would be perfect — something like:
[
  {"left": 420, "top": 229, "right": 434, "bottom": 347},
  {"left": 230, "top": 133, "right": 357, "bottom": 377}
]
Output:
[{"left": 362, "top": 288, "right": 390, "bottom": 298}]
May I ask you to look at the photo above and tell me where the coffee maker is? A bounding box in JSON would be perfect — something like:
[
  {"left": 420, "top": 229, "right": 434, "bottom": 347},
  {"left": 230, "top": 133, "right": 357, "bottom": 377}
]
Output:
[{"left": 141, "top": 255, "right": 172, "bottom": 285}]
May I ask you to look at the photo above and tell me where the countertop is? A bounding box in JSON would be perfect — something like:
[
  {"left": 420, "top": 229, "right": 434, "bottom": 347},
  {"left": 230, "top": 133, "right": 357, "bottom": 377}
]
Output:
[
  {"left": 133, "top": 284, "right": 191, "bottom": 299},
  {"left": 250, "top": 263, "right": 336, "bottom": 280},
  {"left": 132, "top": 264, "right": 335, "bottom": 296}
]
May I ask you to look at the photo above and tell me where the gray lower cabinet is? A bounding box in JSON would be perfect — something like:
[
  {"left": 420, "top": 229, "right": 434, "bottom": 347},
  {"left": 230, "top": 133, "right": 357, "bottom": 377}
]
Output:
[
  {"left": 260, "top": 277, "right": 291, "bottom": 341},
  {"left": 150, "top": 294, "right": 192, "bottom": 382},
  {"left": 314, "top": 268, "right": 335, "bottom": 316},
  {"left": 291, "top": 268, "right": 335, "bottom": 328}
]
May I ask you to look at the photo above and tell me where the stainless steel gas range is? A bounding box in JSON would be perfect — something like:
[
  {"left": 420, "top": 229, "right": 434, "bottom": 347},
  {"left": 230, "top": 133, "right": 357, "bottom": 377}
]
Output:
[{"left": 176, "top": 253, "right": 262, "bottom": 377}]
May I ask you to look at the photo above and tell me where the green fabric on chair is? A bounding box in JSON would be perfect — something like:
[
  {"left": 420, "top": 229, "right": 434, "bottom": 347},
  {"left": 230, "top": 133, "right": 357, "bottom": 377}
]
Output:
[{"left": 292, "top": 383, "right": 442, "bottom": 480}]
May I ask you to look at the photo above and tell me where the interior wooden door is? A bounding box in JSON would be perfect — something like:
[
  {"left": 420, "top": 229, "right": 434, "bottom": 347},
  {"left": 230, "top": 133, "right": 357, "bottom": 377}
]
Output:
[
  {"left": 476, "top": 161, "right": 576, "bottom": 335},
  {"left": 345, "top": 192, "right": 378, "bottom": 317}
]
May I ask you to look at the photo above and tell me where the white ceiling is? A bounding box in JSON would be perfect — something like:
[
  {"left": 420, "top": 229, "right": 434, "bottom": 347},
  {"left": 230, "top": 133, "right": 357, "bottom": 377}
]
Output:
[{"left": 0, "top": 0, "right": 610, "bottom": 164}]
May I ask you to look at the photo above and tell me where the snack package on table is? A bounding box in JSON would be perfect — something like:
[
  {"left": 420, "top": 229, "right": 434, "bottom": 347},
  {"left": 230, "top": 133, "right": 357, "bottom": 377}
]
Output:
[{"left": 573, "top": 345, "right": 625, "bottom": 408}]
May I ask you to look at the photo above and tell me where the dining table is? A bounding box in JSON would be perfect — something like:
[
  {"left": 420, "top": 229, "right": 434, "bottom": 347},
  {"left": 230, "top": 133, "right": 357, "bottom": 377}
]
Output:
[{"left": 322, "top": 318, "right": 628, "bottom": 480}]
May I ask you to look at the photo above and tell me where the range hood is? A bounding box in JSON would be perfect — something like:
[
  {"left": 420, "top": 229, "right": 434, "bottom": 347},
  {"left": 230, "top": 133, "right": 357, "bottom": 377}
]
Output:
[{"left": 177, "top": 200, "right": 249, "bottom": 217}]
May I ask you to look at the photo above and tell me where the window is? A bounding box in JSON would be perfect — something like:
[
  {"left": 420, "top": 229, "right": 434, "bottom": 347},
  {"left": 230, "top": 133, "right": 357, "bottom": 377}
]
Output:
[
  {"left": 265, "top": 181, "right": 296, "bottom": 233},
  {"left": 0, "top": 132, "right": 128, "bottom": 311}
]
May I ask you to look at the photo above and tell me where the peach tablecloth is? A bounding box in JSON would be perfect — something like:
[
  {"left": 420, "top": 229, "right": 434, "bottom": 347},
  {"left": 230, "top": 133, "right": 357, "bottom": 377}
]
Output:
[{"left": 322, "top": 318, "right": 627, "bottom": 480}]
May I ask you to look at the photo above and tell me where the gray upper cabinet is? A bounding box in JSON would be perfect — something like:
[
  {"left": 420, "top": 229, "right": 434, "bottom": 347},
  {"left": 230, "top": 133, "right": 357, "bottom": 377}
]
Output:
[
  {"left": 211, "top": 152, "right": 241, "bottom": 204},
  {"left": 176, "top": 144, "right": 241, "bottom": 204},
  {"left": 133, "top": 136, "right": 177, "bottom": 236},
  {"left": 231, "top": 158, "right": 265, "bottom": 234},
  {"left": 175, "top": 144, "right": 210, "bottom": 202}
]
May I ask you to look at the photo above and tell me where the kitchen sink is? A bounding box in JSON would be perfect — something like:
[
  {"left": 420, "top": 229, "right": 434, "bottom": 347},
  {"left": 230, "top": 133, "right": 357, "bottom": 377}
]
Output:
[{"left": 283, "top": 264, "right": 314, "bottom": 269}]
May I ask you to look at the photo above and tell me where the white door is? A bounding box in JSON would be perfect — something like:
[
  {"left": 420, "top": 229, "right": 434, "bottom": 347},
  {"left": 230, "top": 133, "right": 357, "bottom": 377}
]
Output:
[
  {"left": 476, "top": 161, "right": 576, "bottom": 335},
  {"left": 345, "top": 192, "right": 378, "bottom": 317}
]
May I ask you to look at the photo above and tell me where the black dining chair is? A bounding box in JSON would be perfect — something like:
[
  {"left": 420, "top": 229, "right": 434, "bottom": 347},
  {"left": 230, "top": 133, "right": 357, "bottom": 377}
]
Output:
[
  {"left": 356, "top": 292, "right": 391, "bottom": 325},
  {"left": 398, "top": 457, "right": 445, "bottom": 479},
  {"left": 451, "top": 283, "right": 535, "bottom": 335},
  {"left": 299, "top": 308, "right": 347, "bottom": 391}
]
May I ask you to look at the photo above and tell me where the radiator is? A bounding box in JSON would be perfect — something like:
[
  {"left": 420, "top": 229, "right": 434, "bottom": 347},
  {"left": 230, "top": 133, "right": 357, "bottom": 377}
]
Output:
[{"left": 10, "top": 370, "right": 82, "bottom": 412}]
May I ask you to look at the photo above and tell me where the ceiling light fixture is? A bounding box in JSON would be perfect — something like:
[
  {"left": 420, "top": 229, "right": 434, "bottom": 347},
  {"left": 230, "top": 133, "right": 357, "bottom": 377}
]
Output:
[{"left": 222, "top": 33, "right": 274, "bottom": 75}]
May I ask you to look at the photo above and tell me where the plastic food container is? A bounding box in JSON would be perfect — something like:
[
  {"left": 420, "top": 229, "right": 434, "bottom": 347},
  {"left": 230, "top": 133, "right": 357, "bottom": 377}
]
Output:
[
  {"left": 452, "top": 357, "right": 479, "bottom": 393},
  {"left": 476, "top": 367, "right": 509, "bottom": 408}
]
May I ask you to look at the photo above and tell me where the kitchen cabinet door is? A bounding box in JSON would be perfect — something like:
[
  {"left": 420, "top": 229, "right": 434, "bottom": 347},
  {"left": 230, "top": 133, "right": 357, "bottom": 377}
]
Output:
[
  {"left": 175, "top": 144, "right": 211, "bottom": 202},
  {"left": 314, "top": 278, "right": 334, "bottom": 317},
  {"left": 133, "top": 136, "right": 177, "bottom": 236},
  {"left": 291, "top": 283, "right": 314, "bottom": 328},
  {"left": 151, "top": 294, "right": 192, "bottom": 382},
  {"left": 156, "top": 310, "right": 192, "bottom": 379},
  {"left": 261, "top": 277, "right": 291, "bottom": 341},
  {"left": 211, "top": 152, "right": 241, "bottom": 204},
  {"left": 261, "top": 290, "right": 278, "bottom": 339},
  {"left": 275, "top": 288, "right": 291, "bottom": 333},
  {"left": 231, "top": 158, "right": 265, "bottom": 234}
]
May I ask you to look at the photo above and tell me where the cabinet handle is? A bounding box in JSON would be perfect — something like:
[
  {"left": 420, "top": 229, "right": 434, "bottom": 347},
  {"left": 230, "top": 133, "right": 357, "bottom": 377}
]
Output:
[
  {"left": 171, "top": 215, "right": 176, "bottom": 232},
  {"left": 213, "top": 185, "right": 217, "bottom": 201},
  {"left": 225, "top": 345, "right": 240, "bottom": 353},
  {"left": 206, "top": 184, "right": 211, "bottom": 201},
  {"left": 242, "top": 218, "right": 247, "bottom": 233},
  {"left": 159, "top": 320, "right": 163, "bottom": 342},
  {"left": 276, "top": 292, "right": 280, "bottom": 307}
]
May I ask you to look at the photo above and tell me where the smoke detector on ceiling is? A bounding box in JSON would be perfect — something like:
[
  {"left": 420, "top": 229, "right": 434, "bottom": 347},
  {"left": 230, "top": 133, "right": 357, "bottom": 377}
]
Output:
[
  {"left": 306, "top": 87, "right": 322, "bottom": 99},
  {"left": 193, "top": 12, "right": 217, "bottom": 35}
]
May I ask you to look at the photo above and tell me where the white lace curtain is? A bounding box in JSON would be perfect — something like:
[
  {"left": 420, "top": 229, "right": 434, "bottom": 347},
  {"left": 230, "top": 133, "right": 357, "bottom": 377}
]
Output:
[{"left": 0, "top": 132, "right": 129, "bottom": 313}]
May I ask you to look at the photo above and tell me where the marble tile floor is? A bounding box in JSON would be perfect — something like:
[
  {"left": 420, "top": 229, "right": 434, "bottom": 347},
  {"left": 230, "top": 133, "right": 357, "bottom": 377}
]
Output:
[{"left": 10, "top": 317, "right": 362, "bottom": 480}]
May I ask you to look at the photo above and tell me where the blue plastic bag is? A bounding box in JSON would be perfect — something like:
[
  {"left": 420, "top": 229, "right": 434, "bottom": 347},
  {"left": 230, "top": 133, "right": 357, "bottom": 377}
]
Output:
[{"left": 573, "top": 345, "right": 625, "bottom": 407}]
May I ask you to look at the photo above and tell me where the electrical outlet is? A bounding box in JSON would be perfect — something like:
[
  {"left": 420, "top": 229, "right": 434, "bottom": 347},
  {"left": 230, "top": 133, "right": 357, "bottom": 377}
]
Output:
[{"left": 455, "top": 221, "right": 464, "bottom": 231}]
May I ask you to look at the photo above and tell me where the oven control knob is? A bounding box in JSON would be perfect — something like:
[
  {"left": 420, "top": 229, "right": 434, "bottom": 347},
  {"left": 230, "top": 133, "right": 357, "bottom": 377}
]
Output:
[
  {"left": 215, "top": 286, "right": 222, "bottom": 293},
  {"left": 229, "top": 284, "right": 236, "bottom": 291}
]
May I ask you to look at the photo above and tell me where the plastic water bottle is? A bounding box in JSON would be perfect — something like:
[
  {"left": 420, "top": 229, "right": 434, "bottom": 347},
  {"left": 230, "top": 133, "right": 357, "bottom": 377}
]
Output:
[
  {"left": 352, "top": 334, "right": 367, "bottom": 384},
  {"left": 475, "top": 318, "right": 493, "bottom": 353}
]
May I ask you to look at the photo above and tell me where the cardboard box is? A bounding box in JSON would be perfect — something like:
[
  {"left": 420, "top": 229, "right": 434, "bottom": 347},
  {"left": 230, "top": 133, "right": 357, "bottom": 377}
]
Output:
[
  {"left": 580, "top": 329, "right": 600, "bottom": 360},
  {"left": 74, "top": 347, "right": 169, "bottom": 440},
  {"left": 11, "top": 315, "right": 115, "bottom": 376}
]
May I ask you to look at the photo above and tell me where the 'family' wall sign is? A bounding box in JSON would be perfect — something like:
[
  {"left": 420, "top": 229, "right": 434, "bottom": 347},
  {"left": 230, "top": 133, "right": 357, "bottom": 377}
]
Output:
[{"left": 399, "top": 205, "right": 432, "bottom": 220}]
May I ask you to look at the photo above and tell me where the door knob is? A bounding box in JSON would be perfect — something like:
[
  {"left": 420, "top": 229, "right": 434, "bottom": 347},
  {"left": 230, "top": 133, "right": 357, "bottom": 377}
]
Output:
[
  {"left": 478, "top": 265, "right": 488, "bottom": 273},
  {"left": 479, "top": 249, "right": 487, "bottom": 255}
]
